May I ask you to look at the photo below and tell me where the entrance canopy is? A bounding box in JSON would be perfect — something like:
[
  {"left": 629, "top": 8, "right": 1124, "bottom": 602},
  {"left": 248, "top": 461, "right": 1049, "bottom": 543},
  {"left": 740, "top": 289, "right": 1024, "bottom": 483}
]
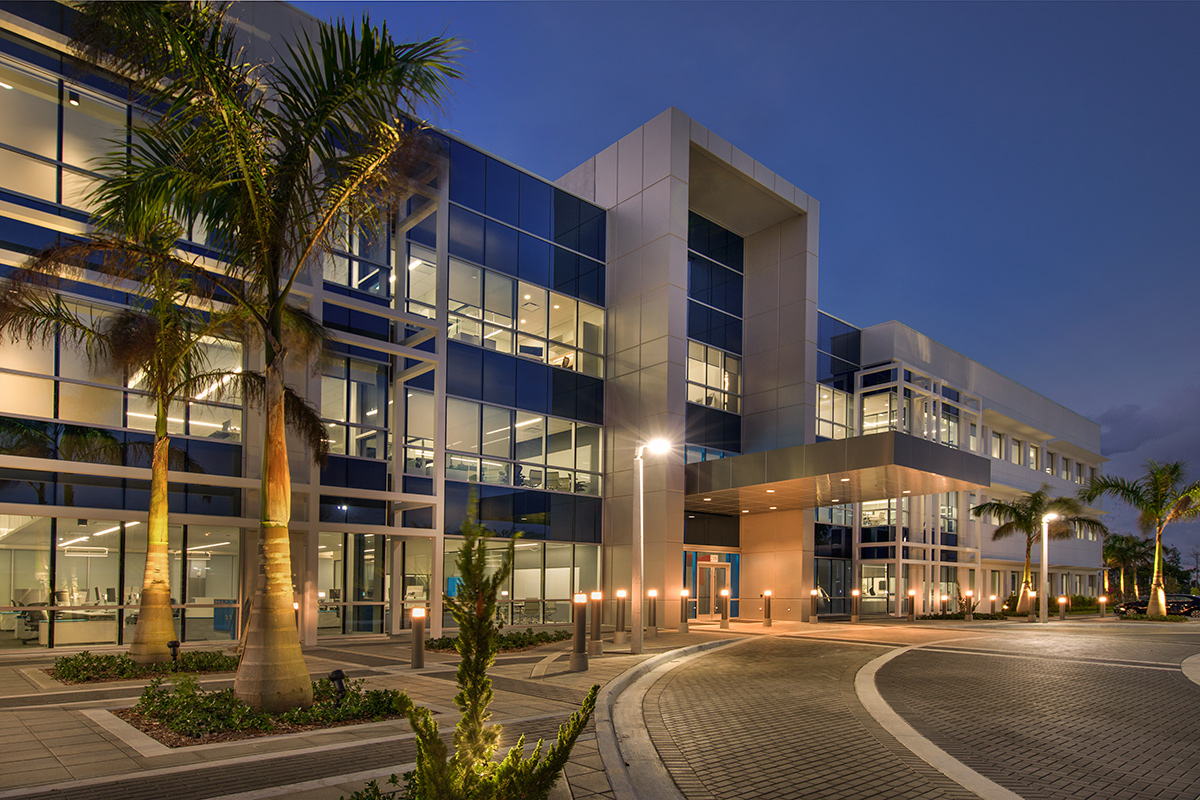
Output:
[{"left": 684, "top": 432, "right": 990, "bottom": 515}]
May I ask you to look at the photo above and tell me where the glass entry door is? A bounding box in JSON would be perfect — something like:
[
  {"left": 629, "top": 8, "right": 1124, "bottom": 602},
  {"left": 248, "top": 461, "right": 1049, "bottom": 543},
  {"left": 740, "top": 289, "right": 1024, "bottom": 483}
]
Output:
[{"left": 697, "top": 564, "right": 729, "bottom": 620}]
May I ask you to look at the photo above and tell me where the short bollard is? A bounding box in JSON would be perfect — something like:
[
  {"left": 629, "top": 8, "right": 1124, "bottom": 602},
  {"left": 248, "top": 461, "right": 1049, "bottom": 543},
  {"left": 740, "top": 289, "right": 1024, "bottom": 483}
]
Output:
[
  {"left": 940, "top": 594, "right": 949, "bottom": 615},
  {"left": 1058, "top": 596, "right": 1068, "bottom": 621},
  {"left": 588, "top": 591, "right": 604, "bottom": 656},
  {"left": 647, "top": 588, "right": 659, "bottom": 638},
  {"left": 851, "top": 589, "right": 860, "bottom": 623},
  {"left": 614, "top": 589, "right": 627, "bottom": 647},
  {"left": 989, "top": 594, "right": 998, "bottom": 615},
  {"left": 719, "top": 588, "right": 730, "bottom": 629},
  {"left": 410, "top": 607, "right": 426, "bottom": 669},
  {"left": 763, "top": 590, "right": 773, "bottom": 628},
  {"left": 568, "top": 593, "right": 588, "bottom": 672},
  {"left": 679, "top": 589, "right": 689, "bottom": 634},
  {"left": 907, "top": 589, "right": 916, "bottom": 622},
  {"left": 964, "top": 590, "right": 973, "bottom": 622},
  {"left": 810, "top": 588, "right": 820, "bottom": 623},
  {"left": 1028, "top": 591, "right": 1037, "bottom": 622},
  {"left": 1099, "top": 595, "right": 1108, "bottom": 618}
]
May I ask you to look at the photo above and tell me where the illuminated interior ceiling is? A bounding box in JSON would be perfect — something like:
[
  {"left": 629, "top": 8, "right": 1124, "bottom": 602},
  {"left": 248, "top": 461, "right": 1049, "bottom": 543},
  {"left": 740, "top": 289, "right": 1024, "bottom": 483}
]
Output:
[{"left": 685, "top": 431, "right": 990, "bottom": 515}]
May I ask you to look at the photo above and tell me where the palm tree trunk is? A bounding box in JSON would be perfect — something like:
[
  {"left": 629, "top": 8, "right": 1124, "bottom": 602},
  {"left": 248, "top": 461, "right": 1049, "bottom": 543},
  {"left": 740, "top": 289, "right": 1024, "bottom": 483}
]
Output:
[
  {"left": 1016, "top": 538, "right": 1033, "bottom": 614},
  {"left": 1148, "top": 526, "right": 1168, "bottom": 617},
  {"left": 128, "top": 408, "right": 178, "bottom": 664},
  {"left": 1119, "top": 568, "right": 1126, "bottom": 598},
  {"left": 234, "top": 361, "right": 312, "bottom": 711}
]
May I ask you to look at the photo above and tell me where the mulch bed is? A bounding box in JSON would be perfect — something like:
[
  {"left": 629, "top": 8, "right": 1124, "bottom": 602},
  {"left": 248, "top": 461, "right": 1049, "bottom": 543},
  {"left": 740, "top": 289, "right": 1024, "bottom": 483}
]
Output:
[{"left": 111, "top": 707, "right": 412, "bottom": 748}]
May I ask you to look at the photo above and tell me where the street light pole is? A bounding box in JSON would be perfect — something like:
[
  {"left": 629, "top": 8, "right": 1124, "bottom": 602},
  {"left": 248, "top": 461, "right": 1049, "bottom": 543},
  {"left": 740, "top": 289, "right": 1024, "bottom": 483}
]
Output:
[
  {"left": 1041, "top": 512, "right": 1058, "bottom": 624},
  {"left": 632, "top": 438, "right": 671, "bottom": 655}
]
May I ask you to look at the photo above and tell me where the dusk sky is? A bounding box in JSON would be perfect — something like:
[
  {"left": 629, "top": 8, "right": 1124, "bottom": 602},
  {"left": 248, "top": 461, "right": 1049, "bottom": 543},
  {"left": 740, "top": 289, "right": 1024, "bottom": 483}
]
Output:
[{"left": 296, "top": 1, "right": 1200, "bottom": 559}]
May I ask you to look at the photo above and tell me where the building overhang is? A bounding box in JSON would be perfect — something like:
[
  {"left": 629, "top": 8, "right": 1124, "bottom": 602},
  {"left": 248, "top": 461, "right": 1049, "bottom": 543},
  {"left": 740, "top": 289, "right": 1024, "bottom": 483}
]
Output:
[{"left": 684, "top": 431, "right": 991, "bottom": 515}]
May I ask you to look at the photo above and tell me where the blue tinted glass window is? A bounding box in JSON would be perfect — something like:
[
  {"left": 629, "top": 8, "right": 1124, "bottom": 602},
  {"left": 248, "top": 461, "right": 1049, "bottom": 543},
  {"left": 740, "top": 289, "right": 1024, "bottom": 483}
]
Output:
[
  {"left": 817, "top": 312, "right": 861, "bottom": 365},
  {"left": 578, "top": 207, "right": 605, "bottom": 262},
  {"left": 446, "top": 342, "right": 483, "bottom": 400},
  {"left": 444, "top": 481, "right": 470, "bottom": 533},
  {"left": 448, "top": 205, "right": 485, "bottom": 264},
  {"left": 553, "top": 247, "right": 579, "bottom": 297},
  {"left": 518, "top": 173, "right": 552, "bottom": 239},
  {"left": 575, "top": 496, "right": 601, "bottom": 543},
  {"left": 449, "top": 139, "right": 485, "bottom": 210},
  {"left": 484, "top": 218, "right": 519, "bottom": 276},
  {"left": 482, "top": 350, "right": 516, "bottom": 408},
  {"left": 484, "top": 157, "right": 520, "bottom": 226},
  {"left": 552, "top": 190, "right": 580, "bottom": 251},
  {"left": 686, "top": 404, "right": 742, "bottom": 453},
  {"left": 688, "top": 256, "right": 743, "bottom": 317},
  {"left": 514, "top": 490, "right": 549, "bottom": 538},
  {"left": 688, "top": 212, "right": 743, "bottom": 271},
  {"left": 515, "top": 358, "right": 549, "bottom": 413},
  {"left": 688, "top": 301, "right": 742, "bottom": 354},
  {"left": 549, "top": 494, "right": 575, "bottom": 541},
  {"left": 479, "top": 485, "right": 515, "bottom": 531},
  {"left": 406, "top": 199, "right": 436, "bottom": 248},
  {"left": 577, "top": 258, "right": 604, "bottom": 306},
  {"left": 518, "top": 232, "right": 551, "bottom": 287}
]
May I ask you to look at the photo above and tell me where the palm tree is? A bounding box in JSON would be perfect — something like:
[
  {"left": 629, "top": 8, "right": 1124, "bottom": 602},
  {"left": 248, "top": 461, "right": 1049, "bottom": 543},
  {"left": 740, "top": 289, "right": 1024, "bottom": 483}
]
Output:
[
  {"left": 1083, "top": 461, "right": 1200, "bottom": 617},
  {"left": 72, "top": 2, "right": 461, "bottom": 710},
  {"left": 0, "top": 223, "right": 237, "bottom": 664},
  {"left": 971, "top": 486, "right": 1107, "bottom": 614},
  {"left": 1102, "top": 533, "right": 1152, "bottom": 600}
]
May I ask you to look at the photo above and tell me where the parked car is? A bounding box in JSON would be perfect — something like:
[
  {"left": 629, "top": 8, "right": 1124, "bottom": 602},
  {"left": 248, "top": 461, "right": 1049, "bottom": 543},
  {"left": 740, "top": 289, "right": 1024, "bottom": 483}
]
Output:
[{"left": 1113, "top": 594, "right": 1200, "bottom": 617}]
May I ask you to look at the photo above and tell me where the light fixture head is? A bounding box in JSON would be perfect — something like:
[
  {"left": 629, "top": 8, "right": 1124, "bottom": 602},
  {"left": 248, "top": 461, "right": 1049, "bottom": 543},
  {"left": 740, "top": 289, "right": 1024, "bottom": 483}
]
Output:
[
  {"left": 1058, "top": 596, "right": 1067, "bottom": 604},
  {"left": 645, "top": 438, "right": 671, "bottom": 455},
  {"left": 990, "top": 595, "right": 997, "bottom": 601},
  {"left": 810, "top": 589, "right": 819, "bottom": 597},
  {"left": 840, "top": 477, "right": 850, "bottom": 482},
  {"left": 908, "top": 589, "right": 917, "bottom": 596},
  {"left": 590, "top": 591, "right": 602, "bottom": 600},
  {"left": 680, "top": 589, "right": 689, "bottom": 597},
  {"left": 1099, "top": 596, "right": 1107, "bottom": 603},
  {"left": 720, "top": 588, "right": 729, "bottom": 597},
  {"left": 764, "top": 589, "right": 772, "bottom": 597},
  {"left": 851, "top": 589, "right": 860, "bottom": 597},
  {"left": 412, "top": 607, "right": 426, "bottom": 618},
  {"left": 68, "top": 90, "right": 80, "bottom": 106},
  {"left": 965, "top": 590, "right": 973, "bottom": 597},
  {"left": 616, "top": 589, "right": 627, "bottom": 599},
  {"left": 648, "top": 588, "right": 658, "bottom": 598},
  {"left": 574, "top": 593, "right": 587, "bottom": 604},
  {"left": 1043, "top": 512, "right": 1059, "bottom": 522}
]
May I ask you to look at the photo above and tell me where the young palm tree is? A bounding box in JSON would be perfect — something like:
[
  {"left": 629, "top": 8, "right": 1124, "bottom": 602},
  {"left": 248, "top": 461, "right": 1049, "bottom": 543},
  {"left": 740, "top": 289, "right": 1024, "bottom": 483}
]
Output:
[
  {"left": 1101, "top": 532, "right": 1153, "bottom": 600},
  {"left": 0, "top": 225, "right": 236, "bottom": 664},
  {"left": 971, "top": 486, "right": 1107, "bottom": 614},
  {"left": 72, "top": 2, "right": 461, "bottom": 709},
  {"left": 1082, "top": 461, "right": 1200, "bottom": 617}
]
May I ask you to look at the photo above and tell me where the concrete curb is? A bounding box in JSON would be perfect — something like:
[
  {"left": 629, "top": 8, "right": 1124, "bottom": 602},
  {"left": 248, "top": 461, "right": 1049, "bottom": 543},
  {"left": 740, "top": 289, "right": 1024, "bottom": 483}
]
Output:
[
  {"left": 595, "top": 638, "right": 748, "bottom": 800},
  {"left": 1182, "top": 653, "right": 1200, "bottom": 688}
]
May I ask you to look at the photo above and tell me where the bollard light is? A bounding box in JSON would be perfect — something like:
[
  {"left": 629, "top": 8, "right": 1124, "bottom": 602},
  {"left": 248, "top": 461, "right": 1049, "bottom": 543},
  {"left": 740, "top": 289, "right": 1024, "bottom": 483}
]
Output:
[
  {"left": 1058, "top": 596, "right": 1068, "bottom": 621},
  {"left": 990, "top": 594, "right": 998, "bottom": 615},
  {"left": 907, "top": 588, "right": 917, "bottom": 622},
  {"left": 679, "top": 588, "right": 689, "bottom": 634},
  {"left": 647, "top": 588, "right": 659, "bottom": 637},
  {"left": 719, "top": 588, "right": 730, "bottom": 629},
  {"left": 328, "top": 669, "right": 347, "bottom": 706},
  {"left": 940, "top": 594, "right": 949, "bottom": 615},
  {"left": 965, "top": 590, "right": 974, "bottom": 622},
  {"left": 569, "top": 593, "right": 588, "bottom": 672},
  {"left": 588, "top": 591, "right": 603, "bottom": 656},
  {"left": 851, "top": 588, "right": 860, "bottom": 623},
  {"left": 1028, "top": 590, "right": 1037, "bottom": 622},
  {"left": 1099, "top": 595, "right": 1108, "bottom": 618},
  {"left": 763, "top": 589, "right": 773, "bottom": 627},
  {"left": 411, "top": 607, "right": 426, "bottom": 669},
  {"left": 810, "top": 588, "right": 820, "bottom": 623}
]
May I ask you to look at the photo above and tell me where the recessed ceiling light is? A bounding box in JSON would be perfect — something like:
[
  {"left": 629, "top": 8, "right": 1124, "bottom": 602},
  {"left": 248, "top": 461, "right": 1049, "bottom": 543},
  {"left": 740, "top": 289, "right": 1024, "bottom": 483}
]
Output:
[
  {"left": 769, "top": 506, "right": 777, "bottom": 510},
  {"left": 524, "top": 294, "right": 531, "bottom": 300},
  {"left": 766, "top": 489, "right": 775, "bottom": 493},
  {"left": 832, "top": 499, "right": 841, "bottom": 503},
  {"left": 902, "top": 490, "right": 911, "bottom": 494},
  {"left": 741, "top": 510, "right": 749, "bottom": 513},
  {"left": 840, "top": 478, "right": 850, "bottom": 482},
  {"left": 703, "top": 498, "right": 711, "bottom": 501}
]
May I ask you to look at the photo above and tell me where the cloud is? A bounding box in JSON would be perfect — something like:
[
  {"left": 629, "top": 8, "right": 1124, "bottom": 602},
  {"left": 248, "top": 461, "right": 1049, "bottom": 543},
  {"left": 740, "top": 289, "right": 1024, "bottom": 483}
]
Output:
[{"left": 1095, "top": 385, "right": 1200, "bottom": 558}]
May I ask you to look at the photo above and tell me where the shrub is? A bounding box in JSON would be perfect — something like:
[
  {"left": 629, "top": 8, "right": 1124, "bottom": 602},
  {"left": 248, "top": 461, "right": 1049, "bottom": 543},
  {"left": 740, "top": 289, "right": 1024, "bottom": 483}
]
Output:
[
  {"left": 1118, "top": 613, "right": 1187, "bottom": 623},
  {"left": 133, "top": 675, "right": 411, "bottom": 738},
  {"left": 425, "top": 627, "right": 572, "bottom": 652},
  {"left": 918, "top": 612, "right": 1008, "bottom": 621},
  {"left": 50, "top": 649, "right": 239, "bottom": 683}
]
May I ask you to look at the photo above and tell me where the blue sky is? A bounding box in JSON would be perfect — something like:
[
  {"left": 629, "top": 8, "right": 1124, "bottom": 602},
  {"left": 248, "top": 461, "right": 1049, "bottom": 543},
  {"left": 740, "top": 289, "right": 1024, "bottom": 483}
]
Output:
[{"left": 296, "top": 1, "right": 1200, "bottom": 558}]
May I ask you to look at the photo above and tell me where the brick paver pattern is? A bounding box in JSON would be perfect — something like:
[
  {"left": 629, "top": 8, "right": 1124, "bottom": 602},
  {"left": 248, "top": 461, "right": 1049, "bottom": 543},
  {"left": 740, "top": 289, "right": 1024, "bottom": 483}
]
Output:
[
  {"left": 876, "top": 629, "right": 1200, "bottom": 800},
  {"left": 646, "top": 637, "right": 978, "bottom": 800}
]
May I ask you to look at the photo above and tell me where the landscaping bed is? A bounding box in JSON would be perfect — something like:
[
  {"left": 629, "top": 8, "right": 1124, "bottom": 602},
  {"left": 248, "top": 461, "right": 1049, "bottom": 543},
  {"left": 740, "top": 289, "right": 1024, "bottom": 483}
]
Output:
[
  {"left": 113, "top": 675, "right": 413, "bottom": 747},
  {"left": 425, "top": 627, "right": 572, "bottom": 653},
  {"left": 49, "top": 650, "right": 240, "bottom": 684}
]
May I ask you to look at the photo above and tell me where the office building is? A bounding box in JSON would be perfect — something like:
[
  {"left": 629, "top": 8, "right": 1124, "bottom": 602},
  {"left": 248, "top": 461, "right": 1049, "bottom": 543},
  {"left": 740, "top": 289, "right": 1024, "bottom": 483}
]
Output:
[{"left": 0, "top": 1, "right": 1103, "bottom": 648}]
